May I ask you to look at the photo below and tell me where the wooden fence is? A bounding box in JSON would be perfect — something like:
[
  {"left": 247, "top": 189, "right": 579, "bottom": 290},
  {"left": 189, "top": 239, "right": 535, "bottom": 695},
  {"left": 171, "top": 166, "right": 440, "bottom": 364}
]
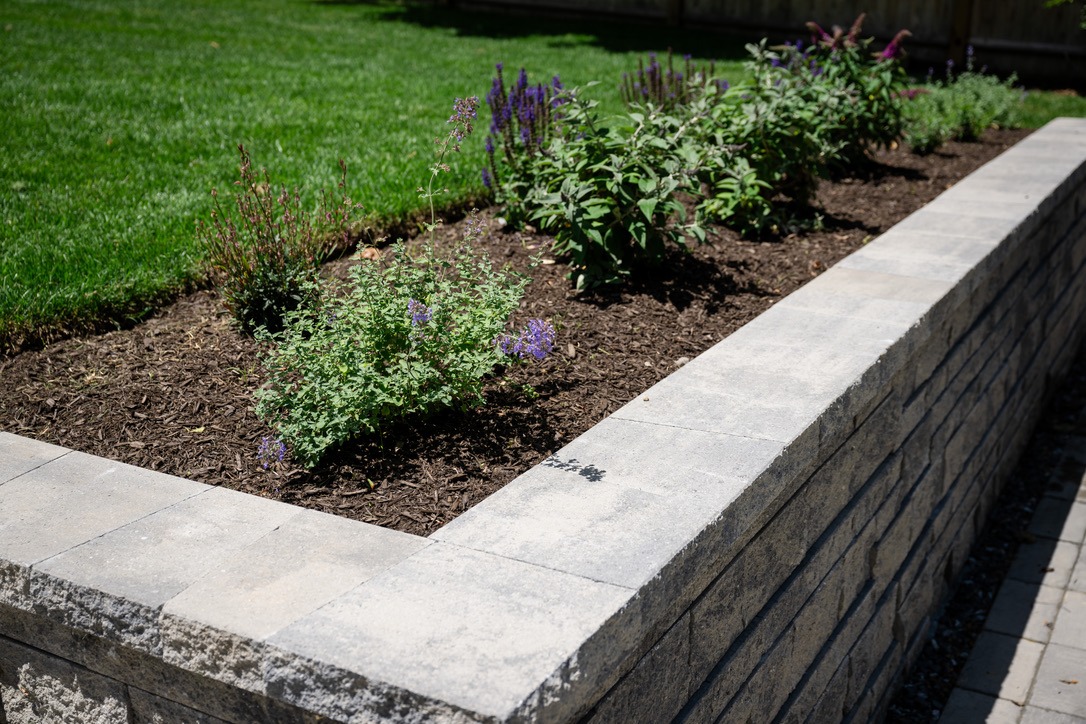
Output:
[{"left": 450, "top": 0, "right": 1086, "bottom": 85}]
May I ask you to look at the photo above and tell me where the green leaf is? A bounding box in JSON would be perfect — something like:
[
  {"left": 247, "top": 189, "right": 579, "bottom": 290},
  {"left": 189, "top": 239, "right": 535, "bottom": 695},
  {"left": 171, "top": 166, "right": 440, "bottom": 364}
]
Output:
[{"left": 637, "top": 198, "right": 658, "bottom": 221}]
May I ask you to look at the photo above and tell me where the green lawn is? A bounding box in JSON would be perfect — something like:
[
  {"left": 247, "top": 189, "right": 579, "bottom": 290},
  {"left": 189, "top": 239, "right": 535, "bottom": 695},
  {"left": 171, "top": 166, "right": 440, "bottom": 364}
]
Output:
[
  {"left": 0, "top": 0, "right": 748, "bottom": 346},
  {"left": 1, "top": 0, "right": 1083, "bottom": 348}
]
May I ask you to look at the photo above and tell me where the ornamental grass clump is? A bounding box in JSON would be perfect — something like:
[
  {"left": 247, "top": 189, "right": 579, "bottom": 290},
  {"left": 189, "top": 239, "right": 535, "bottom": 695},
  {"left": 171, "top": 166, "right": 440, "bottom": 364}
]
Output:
[
  {"left": 198, "top": 145, "right": 359, "bottom": 336},
  {"left": 255, "top": 97, "right": 553, "bottom": 468}
]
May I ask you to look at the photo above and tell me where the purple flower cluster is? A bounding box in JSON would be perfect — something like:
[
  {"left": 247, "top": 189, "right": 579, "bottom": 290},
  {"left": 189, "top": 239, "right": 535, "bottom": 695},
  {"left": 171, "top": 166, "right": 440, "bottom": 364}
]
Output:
[
  {"left": 482, "top": 64, "right": 565, "bottom": 189},
  {"left": 408, "top": 298, "right": 432, "bottom": 326},
  {"left": 496, "top": 319, "right": 555, "bottom": 360},
  {"left": 257, "top": 435, "right": 286, "bottom": 469},
  {"left": 619, "top": 50, "right": 724, "bottom": 110},
  {"left": 446, "top": 96, "right": 479, "bottom": 152}
]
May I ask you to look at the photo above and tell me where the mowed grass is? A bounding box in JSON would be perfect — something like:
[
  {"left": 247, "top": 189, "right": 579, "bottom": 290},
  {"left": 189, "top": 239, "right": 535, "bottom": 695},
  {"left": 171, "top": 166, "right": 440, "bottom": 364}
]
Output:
[
  {"left": 0, "top": 0, "right": 749, "bottom": 347},
  {"left": 1, "top": 1, "right": 1083, "bottom": 348}
]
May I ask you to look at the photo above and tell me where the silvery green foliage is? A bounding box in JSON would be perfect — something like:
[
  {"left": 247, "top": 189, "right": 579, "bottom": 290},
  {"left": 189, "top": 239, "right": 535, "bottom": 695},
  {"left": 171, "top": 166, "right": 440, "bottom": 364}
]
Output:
[{"left": 255, "top": 213, "right": 529, "bottom": 468}]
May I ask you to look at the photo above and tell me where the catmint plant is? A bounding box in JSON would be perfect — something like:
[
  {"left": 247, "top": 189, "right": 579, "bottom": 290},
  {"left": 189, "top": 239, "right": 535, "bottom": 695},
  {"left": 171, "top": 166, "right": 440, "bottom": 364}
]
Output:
[
  {"left": 257, "top": 435, "right": 287, "bottom": 469},
  {"left": 902, "top": 45, "right": 1023, "bottom": 153},
  {"left": 255, "top": 98, "right": 554, "bottom": 468},
  {"left": 496, "top": 319, "right": 556, "bottom": 360}
]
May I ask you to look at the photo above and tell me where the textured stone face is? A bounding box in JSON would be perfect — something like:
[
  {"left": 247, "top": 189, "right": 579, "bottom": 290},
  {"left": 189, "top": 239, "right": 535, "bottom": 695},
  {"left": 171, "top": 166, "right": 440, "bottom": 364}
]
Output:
[{"left": 0, "top": 637, "right": 129, "bottom": 724}]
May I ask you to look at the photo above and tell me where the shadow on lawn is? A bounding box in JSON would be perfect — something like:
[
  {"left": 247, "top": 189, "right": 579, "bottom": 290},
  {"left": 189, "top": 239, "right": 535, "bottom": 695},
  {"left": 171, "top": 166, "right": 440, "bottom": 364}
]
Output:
[{"left": 314, "top": 0, "right": 755, "bottom": 61}]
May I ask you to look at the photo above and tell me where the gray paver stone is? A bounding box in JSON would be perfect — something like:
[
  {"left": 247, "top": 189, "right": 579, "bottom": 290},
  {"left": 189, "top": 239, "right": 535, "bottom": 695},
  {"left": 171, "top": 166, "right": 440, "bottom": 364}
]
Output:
[
  {"left": 1050, "top": 590, "right": 1086, "bottom": 651},
  {"left": 29, "top": 486, "right": 299, "bottom": 654},
  {"left": 941, "top": 687, "right": 1024, "bottom": 724},
  {"left": 161, "top": 507, "right": 427, "bottom": 688},
  {"left": 1029, "top": 643, "right": 1086, "bottom": 717},
  {"left": 0, "top": 432, "right": 68, "bottom": 486},
  {"left": 266, "top": 542, "right": 635, "bottom": 723},
  {"left": 434, "top": 415, "right": 785, "bottom": 592},
  {"left": 1009, "top": 540, "right": 1082, "bottom": 589},
  {"left": 958, "top": 631, "right": 1046, "bottom": 704},
  {"left": 1021, "top": 705, "right": 1086, "bottom": 723},
  {"left": 1030, "top": 498, "right": 1086, "bottom": 544},
  {"left": 985, "top": 580, "right": 1064, "bottom": 644}
]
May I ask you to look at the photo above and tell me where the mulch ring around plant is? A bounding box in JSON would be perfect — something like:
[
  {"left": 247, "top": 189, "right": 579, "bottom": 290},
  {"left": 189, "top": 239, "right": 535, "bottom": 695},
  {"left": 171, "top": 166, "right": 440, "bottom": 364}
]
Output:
[{"left": 0, "top": 129, "right": 1029, "bottom": 538}]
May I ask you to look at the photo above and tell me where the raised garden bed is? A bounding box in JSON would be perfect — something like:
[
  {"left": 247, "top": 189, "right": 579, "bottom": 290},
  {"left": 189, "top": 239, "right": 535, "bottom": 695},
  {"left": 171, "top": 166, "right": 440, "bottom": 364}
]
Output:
[
  {"left": 0, "top": 129, "right": 1029, "bottom": 536},
  {"left": 3, "top": 120, "right": 1086, "bottom": 724}
]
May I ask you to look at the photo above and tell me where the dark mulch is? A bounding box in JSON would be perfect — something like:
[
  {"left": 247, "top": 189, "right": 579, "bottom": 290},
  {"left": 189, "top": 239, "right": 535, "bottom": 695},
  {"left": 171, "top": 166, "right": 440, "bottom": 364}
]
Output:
[{"left": 0, "top": 129, "right": 1029, "bottom": 539}]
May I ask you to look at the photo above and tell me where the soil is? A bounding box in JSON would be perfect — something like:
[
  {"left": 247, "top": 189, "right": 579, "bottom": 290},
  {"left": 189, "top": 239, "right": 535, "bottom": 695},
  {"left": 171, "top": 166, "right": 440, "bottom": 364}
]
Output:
[{"left": 0, "top": 129, "right": 1030, "bottom": 539}]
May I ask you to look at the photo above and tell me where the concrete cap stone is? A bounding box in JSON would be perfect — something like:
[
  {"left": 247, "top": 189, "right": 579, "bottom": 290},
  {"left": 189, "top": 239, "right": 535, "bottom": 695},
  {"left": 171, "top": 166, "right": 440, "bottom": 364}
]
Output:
[
  {"left": 0, "top": 432, "right": 69, "bottom": 485},
  {"left": 30, "top": 486, "right": 301, "bottom": 653},
  {"left": 0, "top": 450, "right": 208, "bottom": 610},
  {"left": 265, "top": 541, "right": 635, "bottom": 722},
  {"left": 837, "top": 230, "right": 1002, "bottom": 287},
  {"left": 160, "top": 508, "right": 429, "bottom": 689},
  {"left": 609, "top": 303, "right": 897, "bottom": 444},
  {"left": 890, "top": 206, "right": 1024, "bottom": 242},
  {"left": 433, "top": 416, "right": 786, "bottom": 590}
]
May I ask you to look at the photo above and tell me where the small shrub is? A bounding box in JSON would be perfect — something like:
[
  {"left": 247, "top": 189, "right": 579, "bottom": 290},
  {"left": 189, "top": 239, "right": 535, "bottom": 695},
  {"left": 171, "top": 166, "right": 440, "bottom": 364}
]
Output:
[
  {"left": 770, "top": 14, "right": 911, "bottom": 167},
  {"left": 255, "top": 216, "right": 530, "bottom": 467},
  {"left": 198, "top": 145, "right": 358, "bottom": 335},
  {"left": 525, "top": 89, "right": 706, "bottom": 288},
  {"left": 903, "top": 50, "right": 1023, "bottom": 154},
  {"left": 255, "top": 97, "right": 553, "bottom": 468}
]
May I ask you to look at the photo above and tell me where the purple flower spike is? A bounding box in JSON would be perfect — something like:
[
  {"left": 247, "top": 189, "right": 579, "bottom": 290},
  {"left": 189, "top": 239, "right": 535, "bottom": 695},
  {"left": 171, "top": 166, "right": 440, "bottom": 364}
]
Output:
[
  {"left": 497, "top": 319, "right": 555, "bottom": 361},
  {"left": 257, "top": 436, "right": 287, "bottom": 469},
  {"left": 408, "top": 298, "right": 432, "bottom": 327}
]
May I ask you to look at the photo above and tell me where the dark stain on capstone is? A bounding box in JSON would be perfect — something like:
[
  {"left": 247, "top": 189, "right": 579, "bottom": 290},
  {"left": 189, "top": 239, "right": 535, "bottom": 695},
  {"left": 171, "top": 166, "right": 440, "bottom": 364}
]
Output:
[{"left": 542, "top": 456, "right": 605, "bottom": 482}]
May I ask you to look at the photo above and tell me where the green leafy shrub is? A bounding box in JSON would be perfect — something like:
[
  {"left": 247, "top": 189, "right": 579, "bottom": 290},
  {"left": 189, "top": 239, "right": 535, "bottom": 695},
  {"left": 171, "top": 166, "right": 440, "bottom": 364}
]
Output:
[
  {"left": 198, "top": 145, "right": 358, "bottom": 335},
  {"left": 771, "top": 15, "right": 911, "bottom": 167},
  {"left": 481, "top": 17, "right": 911, "bottom": 284},
  {"left": 254, "top": 216, "right": 530, "bottom": 467},
  {"left": 524, "top": 90, "right": 706, "bottom": 289}
]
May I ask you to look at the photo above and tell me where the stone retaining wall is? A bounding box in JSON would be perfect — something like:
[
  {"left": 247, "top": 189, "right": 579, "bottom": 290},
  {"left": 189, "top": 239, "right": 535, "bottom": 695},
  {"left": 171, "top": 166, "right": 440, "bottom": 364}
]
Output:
[{"left": 2, "top": 118, "right": 1085, "bottom": 723}]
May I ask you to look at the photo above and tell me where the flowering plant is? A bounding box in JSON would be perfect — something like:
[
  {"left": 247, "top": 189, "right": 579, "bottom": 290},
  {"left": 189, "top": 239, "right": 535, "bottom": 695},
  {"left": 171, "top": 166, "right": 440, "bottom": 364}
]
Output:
[
  {"left": 254, "top": 98, "right": 554, "bottom": 468},
  {"left": 902, "top": 48, "right": 1023, "bottom": 154},
  {"left": 768, "top": 14, "right": 911, "bottom": 167}
]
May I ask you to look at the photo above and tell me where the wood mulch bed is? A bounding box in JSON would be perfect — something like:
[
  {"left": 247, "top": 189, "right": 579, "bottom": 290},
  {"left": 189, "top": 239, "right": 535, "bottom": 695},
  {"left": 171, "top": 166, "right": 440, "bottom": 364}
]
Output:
[{"left": 0, "top": 129, "right": 1029, "bottom": 538}]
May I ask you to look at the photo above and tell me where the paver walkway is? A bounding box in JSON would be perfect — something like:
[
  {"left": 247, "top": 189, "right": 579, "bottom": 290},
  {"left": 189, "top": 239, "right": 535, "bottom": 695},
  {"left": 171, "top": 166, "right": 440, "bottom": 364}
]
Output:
[{"left": 941, "top": 387, "right": 1086, "bottom": 722}]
